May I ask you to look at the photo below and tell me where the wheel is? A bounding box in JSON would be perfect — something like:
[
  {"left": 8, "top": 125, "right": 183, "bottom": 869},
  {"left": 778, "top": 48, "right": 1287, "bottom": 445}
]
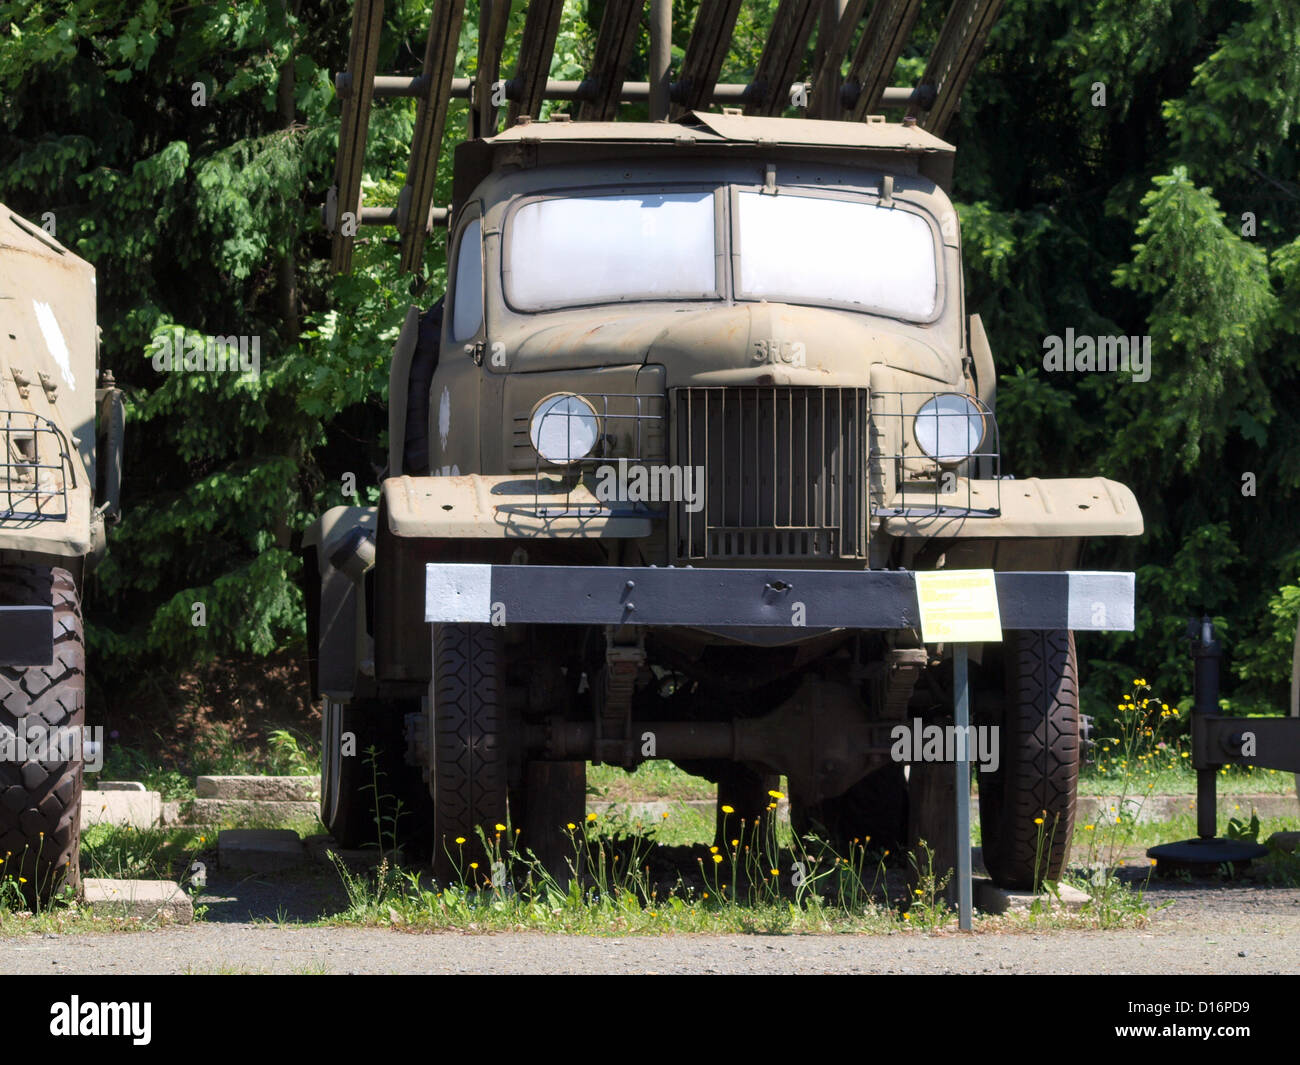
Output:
[
  {"left": 320, "top": 696, "right": 431, "bottom": 853},
  {"left": 430, "top": 623, "right": 509, "bottom": 877},
  {"left": 791, "top": 762, "right": 909, "bottom": 855},
  {"left": 978, "top": 629, "right": 1080, "bottom": 888},
  {"left": 0, "top": 565, "right": 84, "bottom": 908}
]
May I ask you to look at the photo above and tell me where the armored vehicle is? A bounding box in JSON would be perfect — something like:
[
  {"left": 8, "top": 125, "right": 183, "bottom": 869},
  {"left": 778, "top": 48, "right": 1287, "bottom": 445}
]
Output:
[
  {"left": 306, "top": 0, "right": 1142, "bottom": 887},
  {"left": 0, "top": 205, "right": 124, "bottom": 905}
]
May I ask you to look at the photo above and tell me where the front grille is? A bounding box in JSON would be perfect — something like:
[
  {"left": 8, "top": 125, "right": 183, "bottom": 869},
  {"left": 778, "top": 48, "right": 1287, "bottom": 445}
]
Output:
[
  {"left": 0, "top": 411, "right": 72, "bottom": 522},
  {"left": 672, "top": 386, "right": 868, "bottom": 560}
]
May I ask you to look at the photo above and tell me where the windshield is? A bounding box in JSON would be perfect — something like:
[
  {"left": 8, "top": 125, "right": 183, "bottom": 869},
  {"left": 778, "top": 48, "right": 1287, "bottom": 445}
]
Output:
[
  {"left": 735, "top": 192, "right": 937, "bottom": 319},
  {"left": 503, "top": 186, "right": 940, "bottom": 321},
  {"left": 505, "top": 191, "right": 717, "bottom": 308}
]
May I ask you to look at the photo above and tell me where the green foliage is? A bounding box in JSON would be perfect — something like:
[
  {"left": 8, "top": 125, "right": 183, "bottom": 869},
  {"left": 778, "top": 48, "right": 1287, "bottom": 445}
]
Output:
[{"left": 1, "top": 0, "right": 1298, "bottom": 728}]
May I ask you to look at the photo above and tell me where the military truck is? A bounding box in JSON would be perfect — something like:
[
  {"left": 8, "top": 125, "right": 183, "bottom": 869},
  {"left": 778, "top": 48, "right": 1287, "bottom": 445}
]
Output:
[
  {"left": 0, "top": 206, "right": 124, "bottom": 905},
  {"left": 305, "top": 108, "right": 1143, "bottom": 886},
  {"left": 305, "top": 0, "right": 1143, "bottom": 888}
]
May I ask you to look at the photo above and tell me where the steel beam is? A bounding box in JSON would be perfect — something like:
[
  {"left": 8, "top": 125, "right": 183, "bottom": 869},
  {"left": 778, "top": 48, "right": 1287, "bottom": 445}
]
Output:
[
  {"left": 912, "top": 0, "right": 1004, "bottom": 136},
  {"left": 330, "top": 0, "right": 384, "bottom": 274},
  {"left": 577, "top": 0, "right": 645, "bottom": 122},
  {"left": 506, "top": 0, "right": 567, "bottom": 126},
  {"left": 807, "top": 0, "right": 867, "bottom": 119},
  {"left": 425, "top": 564, "right": 1136, "bottom": 632},
  {"left": 744, "top": 0, "right": 820, "bottom": 116},
  {"left": 671, "top": 0, "right": 744, "bottom": 117},
  {"left": 399, "top": 0, "right": 465, "bottom": 274},
  {"left": 846, "top": 0, "right": 923, "bottom": 120},
  {"left": 473, "top": 0, "right": 512, "bottom": 139}
]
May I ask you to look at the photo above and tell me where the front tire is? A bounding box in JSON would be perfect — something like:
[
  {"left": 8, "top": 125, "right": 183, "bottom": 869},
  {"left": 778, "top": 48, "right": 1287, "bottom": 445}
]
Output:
[
  {"left": 430, "top": 623, "right": 509, "bottom": 876},
  {"left": 978, "top": 629, "right": 1080, "bottom": 888},
  {"left": 0, "top": 565, "right": 84, "bottom": 908}
]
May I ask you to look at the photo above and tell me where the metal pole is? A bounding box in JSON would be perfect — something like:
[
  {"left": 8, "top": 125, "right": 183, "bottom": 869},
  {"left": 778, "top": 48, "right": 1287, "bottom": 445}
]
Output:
[
  {"left": 649, "top": 0, "right": 671, "bottom": 121},
  {"left": 1193, "top": 616, "right": 1221, "bottom": 840},
  {"left": 954, "top": 643, "right": 972, "bottom": 931}
]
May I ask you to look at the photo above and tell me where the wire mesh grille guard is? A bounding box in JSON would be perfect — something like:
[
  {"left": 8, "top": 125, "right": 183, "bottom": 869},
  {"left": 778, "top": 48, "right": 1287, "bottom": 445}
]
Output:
[
  {"left": 515, "top": 392, "right": 668, "bottom": 517},
  {"left": 870, "top": 391, "right": 1001, "bottom": 518},
  {"left": 672, "top": 386, "right": 870, "bottom": 561},
  {"left": 0, "top": 410, "right": 73, "bottom": 522}
]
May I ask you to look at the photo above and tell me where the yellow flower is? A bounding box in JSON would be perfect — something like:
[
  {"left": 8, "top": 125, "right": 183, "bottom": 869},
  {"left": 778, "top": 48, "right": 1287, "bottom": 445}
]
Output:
[
  {"left": 712, "top": 854, "right": 723, "bottom": 864},
  {"left": 709, "top": 845, "right": 718, "bottom": 854},
  {"left": 470, "top": 862, "right": 479, "bottom": 870},
  {"left": 720, "top": 804, "right": 735, "bottom": 815},
  {"left": 566, "top": 822, "right": 576, "bottom": 830},
  {"left": 902, "top": 912, "right": 911, "bottom": 920},
  {"left": 494, "top": 823, "right": 506, "bottom": 832},
  {"left": 702, "top": 893, "right": 709, "bottom": 900},
  {"left": 19, "top": 877, "right": 27, "bottom": 883},
  {"left": 586, "top": 812, "right": 597, "bottom": 823},
  {"left": 913, "top": 888, "right": 923, "bottom": 896},
  {"left": 767, "top": 789, "right": 785, "bottom": 799},
  {"left": 770, "top": 868, "right": 780, "bottom": 876},
  {"left": 661, "top": 811, "right": 669, "bottom": 819},
  {"left": 1033, "top": 817, "right": 1044, "bottom": 825},
  {"left": 454, "top": 836, "right": 467, "bottom": 845},
  {"left": 730, "top": 839, "right": 739, "bottom": 847},
  {"left": 1084, "top": 824, "right": 1095, "bottom": 831}
]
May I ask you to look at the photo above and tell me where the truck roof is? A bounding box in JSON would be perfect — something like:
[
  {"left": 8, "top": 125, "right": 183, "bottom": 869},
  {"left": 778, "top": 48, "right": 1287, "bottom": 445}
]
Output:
[{"left": 455, "top": 111, "right": 957, "bottom": 205}]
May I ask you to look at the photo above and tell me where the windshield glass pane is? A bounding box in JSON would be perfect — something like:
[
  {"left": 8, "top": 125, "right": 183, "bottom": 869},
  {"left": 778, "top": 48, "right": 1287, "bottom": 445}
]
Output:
[
  {"left": 506, "top": 191, "right": 716, "bottom": 308},
  {"left": 736, "top": 192, "right": 937, "bottom": 319}
]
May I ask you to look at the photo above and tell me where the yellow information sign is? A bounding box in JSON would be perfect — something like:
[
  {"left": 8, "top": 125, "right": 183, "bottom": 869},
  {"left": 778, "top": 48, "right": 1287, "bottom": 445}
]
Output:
[{"left": 915, "top": 569, "right": 1003, "bottom": 643}]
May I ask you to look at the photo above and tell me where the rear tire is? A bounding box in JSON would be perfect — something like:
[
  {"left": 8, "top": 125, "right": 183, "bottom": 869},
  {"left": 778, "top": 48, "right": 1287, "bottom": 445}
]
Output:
[
  {"left": 430, "top": 623, "right": 509, "bottom": 878},
  {"left": 0, "top": 565, "right": 83, "bottom": 908},
  {"left": 978, "top": 629, "right": 1080, "bottom": 888}
]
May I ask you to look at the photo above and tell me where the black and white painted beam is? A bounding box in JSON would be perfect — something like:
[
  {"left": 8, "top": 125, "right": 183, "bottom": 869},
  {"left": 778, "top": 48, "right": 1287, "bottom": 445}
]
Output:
[{"left": 424, "top": 564, "right": 1135, "bottom": 631}]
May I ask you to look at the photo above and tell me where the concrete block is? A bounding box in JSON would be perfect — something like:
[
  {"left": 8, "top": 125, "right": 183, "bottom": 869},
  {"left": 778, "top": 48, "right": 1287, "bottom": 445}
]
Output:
[
  {"left": 81, "top": 790, "right": 162, "bottom": 830},
  {"left": 974, "top": 876, "right": 1091, "bottom": 915},
  {"left": 196, "top": 775, "right": 320, "bottom": 801},
  {"left": 218, "top": 828, "right": 306, "bottom": 873},
  {"left": 83, "top": 878, "right": 193, "bottom": 924},
  {"left": 187, "top": 798, "right": 319, "bottom": 825}
]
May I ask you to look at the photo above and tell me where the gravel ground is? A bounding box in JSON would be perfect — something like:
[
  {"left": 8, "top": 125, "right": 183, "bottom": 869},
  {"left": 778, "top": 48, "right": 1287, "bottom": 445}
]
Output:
[{"left": 1, "top": 868, "right": 1297, "bottom": 974}]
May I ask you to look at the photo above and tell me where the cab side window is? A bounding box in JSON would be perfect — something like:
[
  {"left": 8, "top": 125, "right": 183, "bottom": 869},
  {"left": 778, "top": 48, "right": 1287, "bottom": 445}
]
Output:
[{"left": 450, "top": 216, "right": 483, "bottom": 342}]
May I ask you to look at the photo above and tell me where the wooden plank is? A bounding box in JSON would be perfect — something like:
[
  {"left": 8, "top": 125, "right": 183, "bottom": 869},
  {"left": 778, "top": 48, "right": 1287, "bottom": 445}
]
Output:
[
  {"left": 330, "top": 0, "right": 385, "bottom": 274},
  {"left": 399, "top": 0, "right": 467, "bottom": 274},
  {"left": 846, "top": 0, "right": 922, "bottom": 121},
  {"left": 474, "top": 0, "right": 512, "bottom": 138},
  {"left": 671, "top": 0, "right": 743, "bottom": 117},
  {"left": 914, "top": 0, "right": 1004, "bottom": 136},
  {"left": 744, "top": 0, "right": 819, "bottom": 116},
  {"left": 577, "top": 0, "right": 645, "bottom": 122},
  {"left": 506, "top": 0, "right": 567, "bottom": 125},
  {"left": 807, "top": 0, "right": 868, "bottom": 119}
]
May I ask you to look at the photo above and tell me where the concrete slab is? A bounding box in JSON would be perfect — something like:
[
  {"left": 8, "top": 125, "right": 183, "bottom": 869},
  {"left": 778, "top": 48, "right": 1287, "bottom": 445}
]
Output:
[
  {"left": 99, "top": 781, "right": 146, "bottom": 792},
  {"left": 196, "top": 775, "right": 320, "bottom": 801},
  {"left": 218, "top": 828, "right": 306, "bottom": 873},
  {"left": 187, "top": 798, "right": 319, "bottom": 825},
  {"left": 81, "top": 790, "right": 162, "bottom": 830},
  {"left": 82, "top": 878, "right": 193, "bottom": 924},
  {"left": 974, "top": 876, "right": 1091, "bottom": 915}
]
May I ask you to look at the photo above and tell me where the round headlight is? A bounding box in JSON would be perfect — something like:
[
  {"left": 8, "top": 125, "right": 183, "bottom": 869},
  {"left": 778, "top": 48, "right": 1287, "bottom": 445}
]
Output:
[
  {"left": 914, "top": 394, "right": 985, "bottom": 464},
  {"left": 530, "top": 393, "right": 600, "bottom": 465}
]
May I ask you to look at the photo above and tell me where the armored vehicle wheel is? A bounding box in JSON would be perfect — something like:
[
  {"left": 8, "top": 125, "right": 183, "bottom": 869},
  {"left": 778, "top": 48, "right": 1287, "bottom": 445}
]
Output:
[
  {"left": 0, "top": 565, "right": 83, "bottom": 908},
  {"left": 430, "top": 623, "right": 509, "bottom": 876},
  {"left": 321, "top": 697, "right": 431, "bottom": 852},
  {"left": 979, "top": 629, "right": 1080, "bottom": 888},
  {"left": 790, "top": 763, "right": 910, "bottom": 855}
]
